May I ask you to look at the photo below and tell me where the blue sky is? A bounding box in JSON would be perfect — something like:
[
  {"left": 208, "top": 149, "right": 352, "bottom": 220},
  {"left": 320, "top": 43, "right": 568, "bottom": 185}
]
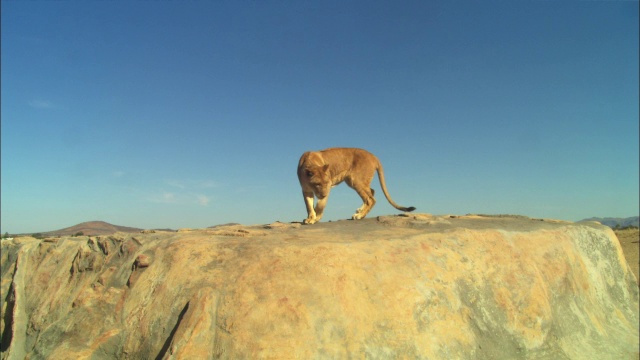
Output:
[{"left": 2, "top": 1, "right": 638, "bottom": 234}]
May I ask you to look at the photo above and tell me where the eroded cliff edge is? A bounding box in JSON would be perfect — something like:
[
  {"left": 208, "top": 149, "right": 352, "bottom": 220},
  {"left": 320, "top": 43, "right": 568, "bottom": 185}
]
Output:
[{"left": 1, "top": 214, "right": 638, "bottom": 359}]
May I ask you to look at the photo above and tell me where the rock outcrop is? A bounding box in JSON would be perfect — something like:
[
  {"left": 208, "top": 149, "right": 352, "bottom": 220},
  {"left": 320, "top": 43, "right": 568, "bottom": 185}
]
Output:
[{"left": 1, "top": 214, "right": 638, "bottom": 359}]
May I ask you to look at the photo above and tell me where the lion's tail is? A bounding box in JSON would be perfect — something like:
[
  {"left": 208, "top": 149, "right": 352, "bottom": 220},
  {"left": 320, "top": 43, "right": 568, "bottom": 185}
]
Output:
[{"left": 376, "top": 163, "right": 416, "bottom": 213}]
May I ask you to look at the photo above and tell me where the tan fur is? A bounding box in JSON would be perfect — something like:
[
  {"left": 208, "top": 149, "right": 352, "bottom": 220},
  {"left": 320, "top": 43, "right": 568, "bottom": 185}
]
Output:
[{"left": 297, "top": 147, "right": 416, "bottom": 224}]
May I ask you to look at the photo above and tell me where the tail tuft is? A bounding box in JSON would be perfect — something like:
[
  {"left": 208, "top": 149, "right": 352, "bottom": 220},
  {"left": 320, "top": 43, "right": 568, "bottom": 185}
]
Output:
[{"left": 403, "top": 206, "right": 416, "bottom": 212}]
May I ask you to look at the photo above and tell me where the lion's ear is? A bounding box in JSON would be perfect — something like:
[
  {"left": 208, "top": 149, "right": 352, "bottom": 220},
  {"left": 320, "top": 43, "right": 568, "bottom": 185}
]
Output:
[{"left": 322, "top": 164, "right": 329, "bottom": 173}]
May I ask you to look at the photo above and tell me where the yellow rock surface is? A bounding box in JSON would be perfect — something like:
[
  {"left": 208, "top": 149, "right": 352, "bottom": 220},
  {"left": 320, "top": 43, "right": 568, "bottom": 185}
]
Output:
[{"left": 1, "top": 215, "right": 638, "bottom": 359}]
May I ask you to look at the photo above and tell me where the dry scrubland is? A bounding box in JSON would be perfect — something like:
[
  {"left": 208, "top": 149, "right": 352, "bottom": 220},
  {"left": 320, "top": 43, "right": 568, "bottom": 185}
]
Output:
[
  {"left": 616, "top": 228, "right": 640, "bottom": 360},
  {"left": 615, "top": 228, "right": 639, "bottom": 284}
]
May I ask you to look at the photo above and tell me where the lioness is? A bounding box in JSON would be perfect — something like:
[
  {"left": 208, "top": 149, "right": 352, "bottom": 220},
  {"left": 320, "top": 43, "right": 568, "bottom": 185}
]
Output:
[{"left": 297, "top": 147, "right": 416, "bottom": 224}]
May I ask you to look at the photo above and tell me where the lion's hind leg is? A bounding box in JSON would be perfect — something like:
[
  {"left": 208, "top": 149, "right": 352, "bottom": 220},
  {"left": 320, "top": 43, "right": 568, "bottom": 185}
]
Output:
[
  {"left": 352, "top": 187, "right": 376, "bottom": 220},
  {"left": 354, "top": 188, "right": 375, "bottom": 214}
]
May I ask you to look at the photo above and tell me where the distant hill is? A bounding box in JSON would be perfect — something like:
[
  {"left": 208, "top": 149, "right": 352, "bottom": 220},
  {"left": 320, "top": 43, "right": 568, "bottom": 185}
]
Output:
[
  {"left": 207, "top": 223, "right": 241, "bottom": 229},
  {"left": 580, "top": 216, "right": 639, "bottom": 229},
  {"left": 41, "top": 221, "right": 144, "bottom": 237}
]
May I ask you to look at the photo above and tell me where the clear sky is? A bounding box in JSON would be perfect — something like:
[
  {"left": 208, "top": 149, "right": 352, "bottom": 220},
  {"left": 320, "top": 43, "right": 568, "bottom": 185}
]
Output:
[{"left": 2, "top": 1, "right": 638, "bottom": 234}]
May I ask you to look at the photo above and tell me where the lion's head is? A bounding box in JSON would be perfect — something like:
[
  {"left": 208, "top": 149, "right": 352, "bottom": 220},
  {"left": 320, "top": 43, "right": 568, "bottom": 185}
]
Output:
[{"left": 304, "top": 164, "right": 331, "bottom": 199}]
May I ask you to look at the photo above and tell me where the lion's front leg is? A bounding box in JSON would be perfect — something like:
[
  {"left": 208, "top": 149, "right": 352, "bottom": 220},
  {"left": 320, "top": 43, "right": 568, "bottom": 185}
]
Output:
[
  {"left": 313, "top": 196, "right": 328, "bottom": 223},
  {"left": 302, "top": 191, "right": 317, "bottom": 224}
]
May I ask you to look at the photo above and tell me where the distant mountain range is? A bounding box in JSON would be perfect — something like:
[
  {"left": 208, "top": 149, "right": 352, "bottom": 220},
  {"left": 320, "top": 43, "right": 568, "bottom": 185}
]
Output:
[
  {"left": 39, "top": 221, "right": 144, "bottom": 237},
  {"left": 580, "top": 216, "right": 639, "bottom": 229},
  {"left": 13, "top": 216, "right": 638, "bottom": 238}
]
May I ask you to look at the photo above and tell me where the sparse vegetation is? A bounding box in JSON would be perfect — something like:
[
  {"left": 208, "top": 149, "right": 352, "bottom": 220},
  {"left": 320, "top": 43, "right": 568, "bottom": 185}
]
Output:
[
  {"left": 73, "top": 231, "right": 84, "bottom": 237},
  {"left": 614, "top": 228, "right": 639, "bottom": 284},
  {"left": 614, "top": 224, "right": 639, "bottom": 231},
  {"left": 32, "top": 233, "right": 44, "bottom": 239}
]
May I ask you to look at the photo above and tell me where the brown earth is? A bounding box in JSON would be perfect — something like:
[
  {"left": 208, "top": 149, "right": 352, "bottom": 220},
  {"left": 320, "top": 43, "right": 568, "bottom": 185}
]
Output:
[
  {"left": 1, "top": 214, "right": 638, "bottom": 359},
  {"left": 615, "top": 228, "right": 639, "bottom": 284},
  {"left": 613, "top": 228, "right": 639, "bottom": 360}
]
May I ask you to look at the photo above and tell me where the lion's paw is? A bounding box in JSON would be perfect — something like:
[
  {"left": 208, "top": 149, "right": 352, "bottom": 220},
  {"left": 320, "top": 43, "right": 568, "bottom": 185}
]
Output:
[{"left": 352, "top": 213, "right": 364, "bottom": 220}]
